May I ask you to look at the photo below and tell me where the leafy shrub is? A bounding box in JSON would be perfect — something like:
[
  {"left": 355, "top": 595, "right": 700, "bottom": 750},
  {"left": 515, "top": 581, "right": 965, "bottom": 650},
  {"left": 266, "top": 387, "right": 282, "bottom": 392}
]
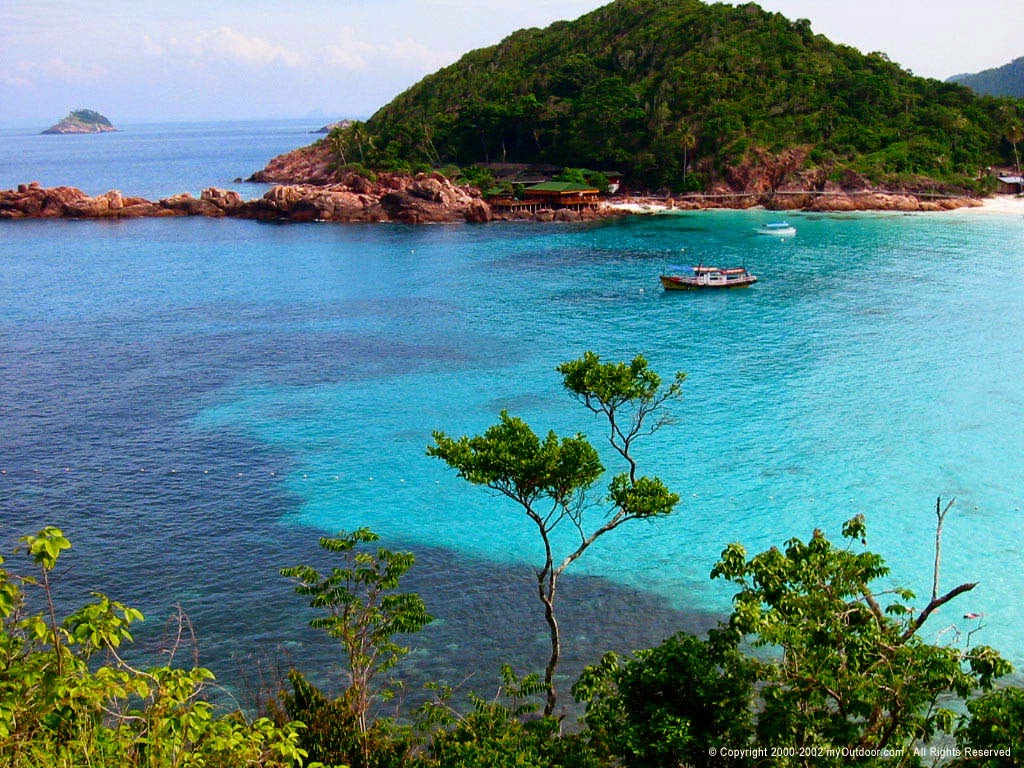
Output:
[{"left": 0, "top": 527, "right": 308, "bottom": 768}]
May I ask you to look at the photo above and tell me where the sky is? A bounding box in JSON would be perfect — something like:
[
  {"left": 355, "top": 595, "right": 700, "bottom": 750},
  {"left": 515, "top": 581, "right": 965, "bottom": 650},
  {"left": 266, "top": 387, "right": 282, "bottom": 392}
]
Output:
[{"left": 1, "top": 0, "right": 1021, "bottom": 126}]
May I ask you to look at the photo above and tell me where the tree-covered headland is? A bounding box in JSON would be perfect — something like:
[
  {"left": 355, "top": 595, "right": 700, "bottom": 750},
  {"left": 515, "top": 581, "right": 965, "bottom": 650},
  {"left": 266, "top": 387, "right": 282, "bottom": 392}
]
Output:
[
  {"left": 322, "top": 0, "right": 1024, "bottom": 194},
  {"left": 3, "top": 353, "right": 1023, "bottom": 767}
]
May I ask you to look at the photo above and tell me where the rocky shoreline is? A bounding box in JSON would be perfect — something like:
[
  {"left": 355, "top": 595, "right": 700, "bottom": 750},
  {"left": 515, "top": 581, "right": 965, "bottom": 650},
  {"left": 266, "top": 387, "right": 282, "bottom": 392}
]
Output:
[
  {"left": 0, "top": 175, "right": 496, "bottom": 224},
  {"left": 1, "top": 177, "right": 984, "bottom": 224}
]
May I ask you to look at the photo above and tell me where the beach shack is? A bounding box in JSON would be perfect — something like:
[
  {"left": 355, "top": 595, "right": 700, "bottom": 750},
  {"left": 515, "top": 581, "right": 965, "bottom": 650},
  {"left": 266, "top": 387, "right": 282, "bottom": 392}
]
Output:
[
  {"left": 521, "top": 181, "right": 601, "bottom": 210},
  {"left": 996, "top": 174, "right": 1023, "bottom": 194},
  {"left": 486, "top": 180, "right": 602, "bottom": 215}
]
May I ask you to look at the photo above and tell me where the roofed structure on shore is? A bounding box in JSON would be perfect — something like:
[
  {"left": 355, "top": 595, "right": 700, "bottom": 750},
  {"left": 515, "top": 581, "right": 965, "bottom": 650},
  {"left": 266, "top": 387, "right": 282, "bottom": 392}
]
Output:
[
  {"left": 996, "top": 175, "right": 1023, "bottom": 194},
  {"left": 488, "top": 181, "right": 601, "bottom": 214}
]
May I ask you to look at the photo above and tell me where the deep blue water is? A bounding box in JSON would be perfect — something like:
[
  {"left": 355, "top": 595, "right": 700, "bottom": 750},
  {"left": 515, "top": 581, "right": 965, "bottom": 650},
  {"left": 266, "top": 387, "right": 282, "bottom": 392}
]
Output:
[
  {"left": 2, "top": 123, "right": 1024, "bottom": 701},
  {"left": 0, "top": 119, "right": 313, "bottom": 198}
]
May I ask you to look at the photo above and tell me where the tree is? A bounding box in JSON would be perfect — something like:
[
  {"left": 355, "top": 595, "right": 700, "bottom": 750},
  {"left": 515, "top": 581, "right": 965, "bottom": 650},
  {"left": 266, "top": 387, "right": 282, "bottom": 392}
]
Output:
[
  {"left": 954, "top": 686, "right": 1024, "bottom": 766},
  {"left": 1006, "top": 123, "right": 1022, "bottom": 177},
  {"left": 428, "top": 352, "right": 684, "bottom": 716},
  {"left": 574, "top": 630, "right": 756, "bottom": 768},
  {"left": 678, "top": 123, "right": 697, "bottom": 187},
  {"left": 710, "top": 510, "right": 1011, "bottom": 762},
  {"left": 0, "top": 526, "right": 308, "bottom": 768},
  {"left": 421, "top": 665, "right": 602, "bottom": 768},
  {"left": 281, "top": 528, "right": 432, "bottom": 767}
]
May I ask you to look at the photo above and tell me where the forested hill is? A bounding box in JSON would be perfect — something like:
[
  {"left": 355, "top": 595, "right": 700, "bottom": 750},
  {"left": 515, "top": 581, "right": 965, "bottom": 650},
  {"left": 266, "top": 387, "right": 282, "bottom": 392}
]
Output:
[
  {"left": 949, "top": 56, "right": 1024, "bottom": 99},
  {"left": 333, "top": 0, "right": 1021, "bottom": 191}
]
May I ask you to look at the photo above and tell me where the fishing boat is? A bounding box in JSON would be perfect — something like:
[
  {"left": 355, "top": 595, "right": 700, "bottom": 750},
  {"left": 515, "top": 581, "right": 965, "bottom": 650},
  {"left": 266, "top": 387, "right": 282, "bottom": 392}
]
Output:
[
  {"left": 756, "top": 221, "right": 796, "bottom": 236},
  {"left": 659, "top": 265, "right": 758, "bottom": 290}
]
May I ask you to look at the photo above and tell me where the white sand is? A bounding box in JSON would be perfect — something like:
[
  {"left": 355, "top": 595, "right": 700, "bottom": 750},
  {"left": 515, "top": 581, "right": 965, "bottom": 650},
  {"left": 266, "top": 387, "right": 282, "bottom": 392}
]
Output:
[
  {"left": 606, "top": 194, "right": 1024, "bottom": 218},
  {"left": 605, "top": 201, "right": 672, "bottom": 214},
  {"left": 965, "top": 195, "right": 1024, "bottom": 216}
]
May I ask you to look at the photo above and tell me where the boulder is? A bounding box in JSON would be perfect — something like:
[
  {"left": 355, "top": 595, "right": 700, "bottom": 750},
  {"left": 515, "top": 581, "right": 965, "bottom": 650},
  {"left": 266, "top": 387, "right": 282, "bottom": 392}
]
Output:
[
  {"left": 159, "top": 193, "right": 220, "bottom": 217},
  {"left": 464, "top": 198, "right": 492, "bottom": 223},
  {"left": 409, "top": 176, "right": 446, "bottom": 202},
  {"left": 201, "top": 187, "right": 243, "bottom": 211}
]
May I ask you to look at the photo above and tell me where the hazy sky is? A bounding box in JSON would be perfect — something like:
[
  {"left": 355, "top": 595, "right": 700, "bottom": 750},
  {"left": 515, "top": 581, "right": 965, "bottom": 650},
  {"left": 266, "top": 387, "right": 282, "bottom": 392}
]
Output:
[{"left": 1, "top": 0, "right": 1021, "bottom": 125}]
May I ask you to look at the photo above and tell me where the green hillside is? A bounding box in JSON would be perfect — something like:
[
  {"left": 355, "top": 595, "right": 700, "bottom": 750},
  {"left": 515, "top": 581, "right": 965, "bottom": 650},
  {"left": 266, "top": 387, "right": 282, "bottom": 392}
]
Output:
[
  {"left": 332, "top": 0, "right": 1022, "bottom": 191},
  {"left": 949, "top": 56, "right": 1024, "bottom": 99}
]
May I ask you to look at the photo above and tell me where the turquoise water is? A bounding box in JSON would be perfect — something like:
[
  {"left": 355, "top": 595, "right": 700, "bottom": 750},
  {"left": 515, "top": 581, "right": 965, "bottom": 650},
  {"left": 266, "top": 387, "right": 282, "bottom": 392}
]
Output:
[
  {"left": 2, "top": 124, "right": 1024, "bottom": 690},
  {"left": 189, "top": 210, "right": 1024, "bottom": 651}
]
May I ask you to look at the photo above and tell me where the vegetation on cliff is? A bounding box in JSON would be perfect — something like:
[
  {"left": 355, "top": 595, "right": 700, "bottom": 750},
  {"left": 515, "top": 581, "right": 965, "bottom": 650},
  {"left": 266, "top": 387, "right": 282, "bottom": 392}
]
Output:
[
  {"left": 949, "top": 56, "right": 1024, "bottom": 99},
  {"left": 41, "top": 109, "right": 117, "bottom": 135},
  {"left": 320, "top": 0, "right": 1022, "bottom": 192}
]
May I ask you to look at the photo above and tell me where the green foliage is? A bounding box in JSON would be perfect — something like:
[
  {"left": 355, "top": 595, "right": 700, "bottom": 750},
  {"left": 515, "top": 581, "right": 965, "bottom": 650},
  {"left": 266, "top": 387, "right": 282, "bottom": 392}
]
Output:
[
  {"left": 574, "top": 631, "right": 756, "bottom": 768},
  {"left": 949, "top": 57, "right": 1024, "bottom": 99},
  {"left": 551, "top": 167, "right": 612, "bottom": 193},
  {"left": 710, "top": 515, "right": 1012, "bottom": 762},
  {"left": 422, "top": 666, "right": 601, "bottom": 768},
  {"left": 954, "top": 686, "right": 1024, "bottom": 766},
  {"left": 281, "top": 529, "right": 432, "bottom": 764},
  {"left": 345, "top": 0, "right": 1023, "bottom": 189},
  {"left": 67, "top": 109, "right": 113, "bottom": 127},
  {"left": 278, "top": 669, "right": 413, "bottom": 768},
  {"left": 0, "top": 527, "right": 308, "bottom": 768},
  {"left": 429, "top": 352, "right": 683, "bottom": 716}
]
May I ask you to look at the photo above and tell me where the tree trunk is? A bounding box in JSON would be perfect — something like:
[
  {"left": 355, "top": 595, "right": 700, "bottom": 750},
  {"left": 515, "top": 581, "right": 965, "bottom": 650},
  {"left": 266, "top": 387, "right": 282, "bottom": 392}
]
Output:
[{"left": 538, "top": 571, "right": 561, "bottom": 717}]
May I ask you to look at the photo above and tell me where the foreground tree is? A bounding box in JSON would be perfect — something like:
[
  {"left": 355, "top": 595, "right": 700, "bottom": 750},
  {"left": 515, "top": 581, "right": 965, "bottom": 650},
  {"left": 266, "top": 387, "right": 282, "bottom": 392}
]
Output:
[
  {"left": 428, "top": 352, "right": 684, "bottom": 716},
  {"left": 281, "top": 528, "right": 432, "bottom": 767},
  {"left": 954, "top": 686, "right": 1024, "bottom": 766},
  {"left": 420, "top": 665, "right": 602, "bottom": 768},
  {"left": 0, "top": 527, "right": 308, "bottom": 768},
  {"left": 572, "top": 505, "right": 1013, "bottom": 767},
  {"left": 574, "top": 629, "right": 756, "bottom": 768},
  {"left": 710, "top": 509, "right": 1011, "bottom": 763}
]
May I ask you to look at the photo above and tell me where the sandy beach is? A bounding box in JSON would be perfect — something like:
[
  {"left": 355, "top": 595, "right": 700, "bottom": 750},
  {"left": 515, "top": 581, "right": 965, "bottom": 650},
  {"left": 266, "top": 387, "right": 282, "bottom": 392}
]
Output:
[
  {"left": 607, "top": 194, "right": 1024, "bottom": 217},
  {"left": 966, "top": 195, "right": 1024, "bottom": 216}
]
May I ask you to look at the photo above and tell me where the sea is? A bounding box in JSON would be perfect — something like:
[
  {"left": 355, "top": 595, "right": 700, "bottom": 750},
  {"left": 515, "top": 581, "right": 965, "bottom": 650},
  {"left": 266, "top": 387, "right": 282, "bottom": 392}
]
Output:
[{"left": 2, "top": 119, "right": 1023, "bottom": 706}]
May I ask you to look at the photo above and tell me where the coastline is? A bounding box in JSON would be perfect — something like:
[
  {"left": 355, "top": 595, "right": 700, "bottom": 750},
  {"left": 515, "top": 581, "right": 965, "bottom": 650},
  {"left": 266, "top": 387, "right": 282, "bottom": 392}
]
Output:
[
  {"left": 610, "top": 193, "right": 1024, "bottom": 217},
  {"left": 4, "top": 178, "right": 1021, "bottom": 224}
]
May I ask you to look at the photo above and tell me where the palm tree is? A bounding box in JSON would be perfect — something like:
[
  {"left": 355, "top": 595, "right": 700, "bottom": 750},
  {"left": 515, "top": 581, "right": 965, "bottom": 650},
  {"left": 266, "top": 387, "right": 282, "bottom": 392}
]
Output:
[
  {"left": 678, "top": 123, "right": 697, "bottom": 187},
  {"left": 1006, "top": 123, "right": 1023, "bottom": 177}
]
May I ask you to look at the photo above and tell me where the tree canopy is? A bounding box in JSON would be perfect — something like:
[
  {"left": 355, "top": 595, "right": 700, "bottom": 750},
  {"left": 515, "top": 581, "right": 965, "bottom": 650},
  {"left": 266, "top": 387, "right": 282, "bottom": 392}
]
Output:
[{"left": 327, "top": 0, "right": 1023, "bottom": 190}]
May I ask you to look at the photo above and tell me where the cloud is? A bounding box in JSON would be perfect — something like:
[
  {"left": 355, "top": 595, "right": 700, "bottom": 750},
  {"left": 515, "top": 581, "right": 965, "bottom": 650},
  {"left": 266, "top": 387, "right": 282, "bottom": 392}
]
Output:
[
  {"left": 324, "top": 26, "right": 457, "bottom": 73},
  {"left": 142, "top": 35, "right": 165, "bottom": 57},
  {"left": 37, "top": 57, "right": 108, "bottom": 83},
  {"left": 139, "top": 23, "right": 456, "bottom": 80},
  {"left": 324, "top": 27, "right": 379, "bottom": 71},
  {"left": 0, "top": 73, "right": 33, "bottom": 88},
  {"left": 144, "top": 27, "right": 304, "bottom": 69},
  {"left": 192, "top": 27, "right": 304, "bottom": 68}
]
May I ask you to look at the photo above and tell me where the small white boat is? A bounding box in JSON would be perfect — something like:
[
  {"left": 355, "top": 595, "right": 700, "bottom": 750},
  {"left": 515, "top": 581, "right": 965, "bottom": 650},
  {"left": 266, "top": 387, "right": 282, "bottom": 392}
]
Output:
[{"left": 756, "top": 221, "right": 796, "bottom": 237}]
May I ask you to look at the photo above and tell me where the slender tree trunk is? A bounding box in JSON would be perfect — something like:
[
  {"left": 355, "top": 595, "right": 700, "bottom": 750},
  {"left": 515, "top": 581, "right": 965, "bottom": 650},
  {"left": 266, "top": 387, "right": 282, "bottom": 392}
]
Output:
[{"left": 537, "top": 569, "right": 561, "bottom": 717}]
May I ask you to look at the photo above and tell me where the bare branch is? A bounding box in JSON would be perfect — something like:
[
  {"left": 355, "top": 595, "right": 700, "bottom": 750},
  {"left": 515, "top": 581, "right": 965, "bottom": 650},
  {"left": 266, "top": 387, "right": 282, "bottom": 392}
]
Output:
[
  {"left": 901, "top": 582, "right": 978, "bottom": 642},
  {"left": 932, "top": 496, "right": 955, "bottom": 602}
]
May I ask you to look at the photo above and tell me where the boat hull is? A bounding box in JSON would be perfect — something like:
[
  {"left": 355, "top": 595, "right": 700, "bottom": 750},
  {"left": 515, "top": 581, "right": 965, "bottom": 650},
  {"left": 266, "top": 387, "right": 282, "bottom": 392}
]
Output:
[
  {"left": 660, "top": 274, "right": 758, "bottom": 290},
  {"left": 756, "top": 226, "right": 796, "bottom": 236}
]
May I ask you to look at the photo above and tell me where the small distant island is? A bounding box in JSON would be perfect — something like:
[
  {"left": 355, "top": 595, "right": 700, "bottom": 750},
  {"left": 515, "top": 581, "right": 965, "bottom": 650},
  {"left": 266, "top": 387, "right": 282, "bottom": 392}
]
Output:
[
  {"left": 41, "top": 109, "right": 117, "bottom": 135},
  {"left": 311, "top": 119, "right": 352, "bottom": 134}
]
